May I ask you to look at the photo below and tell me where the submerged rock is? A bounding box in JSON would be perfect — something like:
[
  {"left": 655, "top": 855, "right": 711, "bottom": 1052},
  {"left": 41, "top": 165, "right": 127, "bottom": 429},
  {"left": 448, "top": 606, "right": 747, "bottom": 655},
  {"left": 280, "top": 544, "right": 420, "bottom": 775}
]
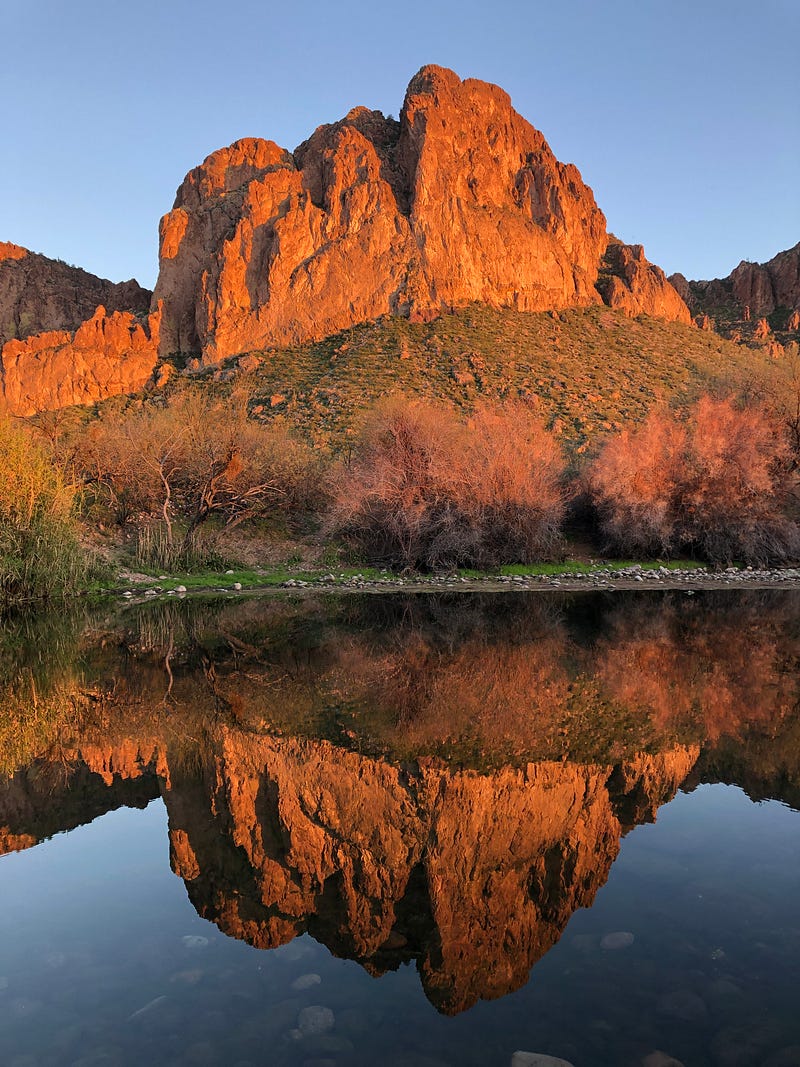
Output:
[
  {"left": 642, "top": 1053, "right": 686, "bottom": 1067},
  {"left": 511, "top": 1054, "right": 576, "bottom": 1067},
  {"left": 600, "top": 931, "right": 634, "bottom": 950},
  {"left": 297, "top": 1005, "right": 335, "bottom": 1035},
  {"left": 656, "top": 989, "right": 708, "bottom": 1023},
  {"left": 181, "top": 934, "right": 209, "bottom": 949}
]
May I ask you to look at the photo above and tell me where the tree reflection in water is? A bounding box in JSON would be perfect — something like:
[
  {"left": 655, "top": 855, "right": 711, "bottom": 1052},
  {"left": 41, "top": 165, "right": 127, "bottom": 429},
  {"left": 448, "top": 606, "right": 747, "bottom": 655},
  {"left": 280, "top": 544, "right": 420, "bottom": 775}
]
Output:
[{"left": 1, "top": 590, "right": 799, "bottom": 1013}]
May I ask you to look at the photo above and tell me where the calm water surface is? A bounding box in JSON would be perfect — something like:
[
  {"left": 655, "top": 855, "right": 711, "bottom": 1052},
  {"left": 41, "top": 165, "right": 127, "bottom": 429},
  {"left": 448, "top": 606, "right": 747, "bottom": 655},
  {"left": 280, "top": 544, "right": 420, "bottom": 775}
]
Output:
[{"left": 0, "top": 591, "right": 799, "bottom": 1067}]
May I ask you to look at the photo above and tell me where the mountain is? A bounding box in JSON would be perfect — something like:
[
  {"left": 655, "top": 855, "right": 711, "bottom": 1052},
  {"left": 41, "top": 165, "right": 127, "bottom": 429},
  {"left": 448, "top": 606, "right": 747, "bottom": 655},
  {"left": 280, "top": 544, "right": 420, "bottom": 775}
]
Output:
[
  {"left": 1, "top": 65, "right": 691, "bottom": 416},
  {"left": 670, "top": 241, "right": 800, "bottom": 341},
  {"left": 0, "top": 242, "right": 160, "bottom": 414},
  {"left": 0, "top": 241, "right": 150, "bottom": 345},
  {"left": 154, "top": 65, "right": 689, "bottom": 363}
]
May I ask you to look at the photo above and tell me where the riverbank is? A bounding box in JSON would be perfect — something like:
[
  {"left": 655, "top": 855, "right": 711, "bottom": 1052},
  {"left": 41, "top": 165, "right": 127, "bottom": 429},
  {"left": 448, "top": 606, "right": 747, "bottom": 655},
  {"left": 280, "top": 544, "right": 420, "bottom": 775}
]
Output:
[{"left": 109, "top": 561, "right": 800, "bottom": 602}]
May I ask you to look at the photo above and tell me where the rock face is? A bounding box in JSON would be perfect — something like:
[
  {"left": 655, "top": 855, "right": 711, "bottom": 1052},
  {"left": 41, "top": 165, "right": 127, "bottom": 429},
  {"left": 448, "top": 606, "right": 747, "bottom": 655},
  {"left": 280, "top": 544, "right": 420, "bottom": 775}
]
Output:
[
  {"left": 730, "top": 244, "right": 800, "bottom": 315},
  {"left": 153, "top": 64, "right": 688, "bottom": 362},
  {"left": 670, "top": 241, "right": 800, "bottom": 322},
  {"left": 1, "top": 304, "right": 161, "bottom": 416},
  {"left": 597, "top": 238, "right": 692, "bottom": 325},
  {"left": 0, "top": 243, "right": 157, "bottom": 415},
  {"left": 2, "top": 66, "right": 694, "bottom": 413},
  {"left": 0, "top": 242, "right": 150, "bottom": 346}
]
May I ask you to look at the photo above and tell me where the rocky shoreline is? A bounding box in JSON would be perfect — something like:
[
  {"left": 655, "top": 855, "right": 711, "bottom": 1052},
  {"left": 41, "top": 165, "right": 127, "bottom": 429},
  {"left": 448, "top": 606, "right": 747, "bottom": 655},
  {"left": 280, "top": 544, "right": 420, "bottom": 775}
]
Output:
[
  {"left": 277, "top": 564, "right": 800, "bottom": 594},
  {"left": 117, "top": 564, "right": 800, "bottom": 602}
]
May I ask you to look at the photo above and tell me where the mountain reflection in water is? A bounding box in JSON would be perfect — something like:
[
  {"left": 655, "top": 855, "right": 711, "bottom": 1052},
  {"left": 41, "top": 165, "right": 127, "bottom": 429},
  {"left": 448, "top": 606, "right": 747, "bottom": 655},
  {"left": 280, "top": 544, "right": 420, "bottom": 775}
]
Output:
[{"left": 1, "top": 591, "right": 799, "bottom": 1017}]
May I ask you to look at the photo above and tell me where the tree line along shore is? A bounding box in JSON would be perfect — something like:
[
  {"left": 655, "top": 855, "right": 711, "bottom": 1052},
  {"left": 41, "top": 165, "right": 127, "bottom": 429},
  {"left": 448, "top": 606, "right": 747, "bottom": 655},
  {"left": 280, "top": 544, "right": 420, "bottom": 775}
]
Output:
[{"left": 2, "top": 385, "right": 800, "bottom": 609}]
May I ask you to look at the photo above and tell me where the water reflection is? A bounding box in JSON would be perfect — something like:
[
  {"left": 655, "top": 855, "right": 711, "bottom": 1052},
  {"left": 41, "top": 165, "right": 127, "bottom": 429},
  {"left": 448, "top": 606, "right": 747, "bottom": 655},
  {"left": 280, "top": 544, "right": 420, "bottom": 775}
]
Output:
[{"left": 1, "top": 591, "right": 799, "bottom": 1019}]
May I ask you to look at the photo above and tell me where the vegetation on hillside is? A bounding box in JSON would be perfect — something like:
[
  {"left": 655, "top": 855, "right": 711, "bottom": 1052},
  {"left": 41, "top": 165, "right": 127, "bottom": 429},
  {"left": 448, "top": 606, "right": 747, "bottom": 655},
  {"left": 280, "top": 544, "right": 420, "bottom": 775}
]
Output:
[{"left": 169, "top": 305, "right": 796, "bottom": 452}]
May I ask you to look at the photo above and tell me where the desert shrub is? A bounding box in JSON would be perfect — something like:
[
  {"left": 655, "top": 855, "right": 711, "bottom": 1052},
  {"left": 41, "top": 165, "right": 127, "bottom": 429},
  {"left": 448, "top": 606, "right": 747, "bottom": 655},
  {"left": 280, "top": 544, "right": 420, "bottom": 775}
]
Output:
[
  {"left": 0, "top": 413, "right": 89, "bottom": 607},
  {"left": 586, "top": 409, "right": 688, "bottom": 556},
  {"left": 329, "top": 397, "right": 565, "bottom": 569},
  {"left": 73, "top": 389, "right": 324, "bottom": 565},
  {"left": 457, "top": 400, "right": 566, "bottom": 565},
  {"left": 587, "top": 396, "right": 800, "bottom": 564},
  {"left": 329, "top": 398, "right": 457, "bottom": 567}
]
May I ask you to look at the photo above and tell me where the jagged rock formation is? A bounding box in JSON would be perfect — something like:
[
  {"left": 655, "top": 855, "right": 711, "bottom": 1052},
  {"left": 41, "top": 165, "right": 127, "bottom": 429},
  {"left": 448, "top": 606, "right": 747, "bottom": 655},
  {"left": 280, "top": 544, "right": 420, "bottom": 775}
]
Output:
[
  {"left": 0, "top": 242, "right": 157, "bottom": 414},
  {"left": 0, "top": 242, "right": 151, "bottom": 346},
  {"left": 597, "top": 238, "right": 691, "bottom": 325},
  {"left": 1, "top": 66, "right": 693, "bottom": 413},
  {"left": 669, "top": 242, "right": 800, "bottom": 334},
  {"left": 0, "top": 304, "right": 161, "bottom": 416},
  {"left": 729, "top": 244, "right": 800, "bottom": 316},
  {"left": 154, "top": 65, "right": 689, "bottom": 362}
]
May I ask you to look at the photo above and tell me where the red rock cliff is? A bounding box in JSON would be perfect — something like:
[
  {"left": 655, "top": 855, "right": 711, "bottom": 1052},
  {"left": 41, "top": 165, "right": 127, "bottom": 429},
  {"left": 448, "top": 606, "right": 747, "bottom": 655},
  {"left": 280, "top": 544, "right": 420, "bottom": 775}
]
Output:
[
  {"left": 153, "top": 65, "right": 688, "bottom": 362},
  {"left": 597, "top": 237, "right": 692, "bottom": 325},
  {"left": 1, "top": 304, "right": 161, "bottom": 416},
  {"left": 670, "top": 241, "right": 800, "bottom": 323},
  {"left": 0, "top": 243, "right": 157, "bottom": 414},
  {"left": 2, "top": 67, "right": 693, "bottom": 412}
]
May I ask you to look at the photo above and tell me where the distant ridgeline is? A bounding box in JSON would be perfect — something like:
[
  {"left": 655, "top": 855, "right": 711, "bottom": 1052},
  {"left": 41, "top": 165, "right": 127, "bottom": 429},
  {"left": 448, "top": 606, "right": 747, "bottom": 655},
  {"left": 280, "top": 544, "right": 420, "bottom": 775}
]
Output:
[{"left": 0, "top": 65, "right": 797, "bottom": 421}]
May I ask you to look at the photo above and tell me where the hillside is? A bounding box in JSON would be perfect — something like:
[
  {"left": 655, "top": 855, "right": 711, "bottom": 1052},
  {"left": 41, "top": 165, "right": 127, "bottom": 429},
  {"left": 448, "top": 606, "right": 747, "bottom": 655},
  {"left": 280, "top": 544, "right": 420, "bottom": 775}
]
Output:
[
  {"left": 156, "top": 303, "right": 795, "bottom": 452},
  {"left": 0, "top": 241, "right": 150, "bottom": 345}
]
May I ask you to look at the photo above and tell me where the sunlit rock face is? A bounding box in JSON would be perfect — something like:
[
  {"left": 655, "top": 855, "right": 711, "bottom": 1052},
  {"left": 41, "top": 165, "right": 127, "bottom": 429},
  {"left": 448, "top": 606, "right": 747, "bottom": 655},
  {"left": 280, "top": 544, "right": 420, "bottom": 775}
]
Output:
[
  {"left": 1, "top": 66, "right": 693, "bottom": 412},
  {"left": 0, "top": 244, "right": 158, "bottom": 415},
  {"left": 153, "top": 64, "right": 689, "bottom": 362},
  {"left": 0, "top": 242, "right": 158, "bottom": 415},
  {"left": 0, "top": 304, "right": 161, "bottom": 416},
  {"left": 671, "top": 241, "right": 800, "bottom": 318},
  {"left": 597, "top": 238, "right": 692, "bottom": 325}
]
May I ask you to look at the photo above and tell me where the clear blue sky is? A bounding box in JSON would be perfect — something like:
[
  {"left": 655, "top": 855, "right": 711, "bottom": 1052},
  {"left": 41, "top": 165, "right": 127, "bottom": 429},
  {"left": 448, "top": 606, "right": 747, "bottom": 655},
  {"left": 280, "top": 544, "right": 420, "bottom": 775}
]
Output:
[{"left": 2, "top": 0, "right": 797, "bottom": 290}]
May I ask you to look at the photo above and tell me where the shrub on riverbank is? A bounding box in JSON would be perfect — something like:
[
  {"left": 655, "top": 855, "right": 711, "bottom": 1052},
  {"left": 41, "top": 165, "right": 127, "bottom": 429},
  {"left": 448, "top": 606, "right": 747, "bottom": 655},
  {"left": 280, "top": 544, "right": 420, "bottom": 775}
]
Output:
[
  {"left": 73, "top": 389, "right": 324, "bottom": 568},
  {"left": 329, "top": 398, "right": 566, "bottom": 568},
  {"left": 587, "top": 396, "right": 800, "bottom": 564},
  {"left": 0, "top": 413, "right": 89, "bottom": 607}
]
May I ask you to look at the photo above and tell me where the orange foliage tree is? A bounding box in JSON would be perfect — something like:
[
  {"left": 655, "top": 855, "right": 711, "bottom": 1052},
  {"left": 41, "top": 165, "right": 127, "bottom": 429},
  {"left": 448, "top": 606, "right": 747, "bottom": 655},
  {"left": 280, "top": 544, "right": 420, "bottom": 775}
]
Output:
[
  {"left": 329, "top": 397, "right": 566, "bottom": 569},
  {"left": 73, "top": 389, "right": 323, "bottom": 560},
  {"left": 587, "top": 396, "right": 799, "bottom": 563}
]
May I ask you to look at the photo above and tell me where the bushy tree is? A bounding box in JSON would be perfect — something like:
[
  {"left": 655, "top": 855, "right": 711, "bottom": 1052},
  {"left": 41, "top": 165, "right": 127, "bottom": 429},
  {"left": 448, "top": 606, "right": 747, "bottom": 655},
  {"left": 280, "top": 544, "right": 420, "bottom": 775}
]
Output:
[
  {"left": 73, "top": 389, "right": 323, "bottom": 566},
  {"left": 587, "top": 396, "right": 799, "bottom": 564},
  {"left": 329, "top": 397, "right": 566, "bottom": 569}
]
